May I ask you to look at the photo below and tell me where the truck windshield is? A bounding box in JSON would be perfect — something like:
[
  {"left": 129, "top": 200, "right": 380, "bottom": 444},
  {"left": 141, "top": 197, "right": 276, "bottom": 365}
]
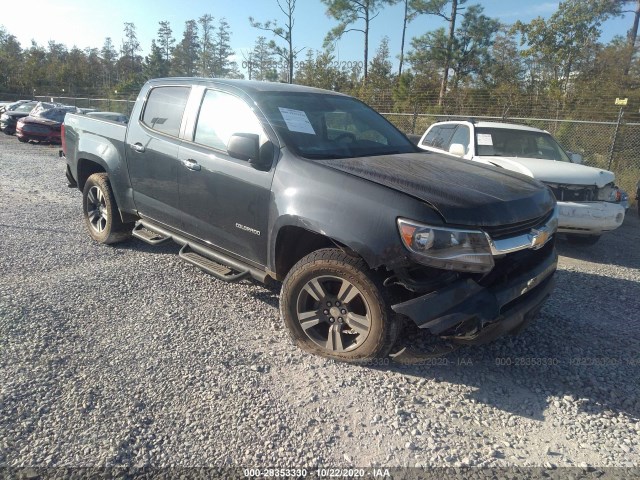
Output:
[
  {"left": 255, "top": 92, "right": 416, "bottom": 159},
  {"left": 475, "top": 127, "right": 571, "bottom": 162}
]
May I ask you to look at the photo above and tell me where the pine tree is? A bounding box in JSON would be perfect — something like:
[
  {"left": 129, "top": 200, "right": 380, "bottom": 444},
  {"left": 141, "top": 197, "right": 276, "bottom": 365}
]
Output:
[
  {"left": 250, "top": 0, "right": 303, "bottom": 83},
  {"left": 171, "top": 20, "right": 200, "bottom": 76},
  {"left": 100, "top": 37, "right": 118, "bottom": 92},
  {"left": 212, "top": 18, "right": 234, "bottom": 77},
  {"left": 321, "top": 0, "right": 399, "bottom": 81},
  {"left": 157, "top": 21, "right": 175, "bottom": 63},
  {"left": 251, "top": 36, "right": 278, "bottom": 81},
  {"left": 144, "top": 39, "right": 170, "bottom": 79},
  {"left": 198, "top": 14, "right": 215, "bottom": 77}
]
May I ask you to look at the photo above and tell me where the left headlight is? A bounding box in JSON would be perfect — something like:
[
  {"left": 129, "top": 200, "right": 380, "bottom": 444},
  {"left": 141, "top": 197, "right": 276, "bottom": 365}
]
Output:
[{"left": 397, "top": 218, "right": 494, "bottom": 273}]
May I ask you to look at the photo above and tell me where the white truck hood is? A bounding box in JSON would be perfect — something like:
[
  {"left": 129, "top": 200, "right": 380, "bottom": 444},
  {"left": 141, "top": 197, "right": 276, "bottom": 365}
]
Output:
[{"left": 478, "top": 156, "right": 615, "bottom": 188}]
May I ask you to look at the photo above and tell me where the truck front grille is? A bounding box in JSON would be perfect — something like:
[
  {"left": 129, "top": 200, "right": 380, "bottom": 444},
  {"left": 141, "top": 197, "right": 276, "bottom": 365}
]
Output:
[
  {"left": 547, "top": 184, "right": 597, "bottom": 202},
  {"left": 482, "top": 209, "right": 554, "bottom": 239}
]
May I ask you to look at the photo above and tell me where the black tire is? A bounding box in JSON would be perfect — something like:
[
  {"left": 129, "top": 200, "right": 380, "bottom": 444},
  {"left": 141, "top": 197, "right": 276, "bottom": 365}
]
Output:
[
  {"left": 280, "top": 248, "right": 400, "bottom": 363},
  {"left": 566, "top": 234, "right": 601, "bottom": 246},
  {"left": 17, "top": 136, "right": 27, "bottom": 143},
  {"left": 82, "top": 173, "right": 133, "bottom": 244}
]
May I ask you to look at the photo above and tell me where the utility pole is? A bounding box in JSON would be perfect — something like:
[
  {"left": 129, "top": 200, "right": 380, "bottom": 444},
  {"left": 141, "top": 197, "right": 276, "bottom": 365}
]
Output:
[{"left": 608, "top": 98, "right": 627, "bottom": 170}]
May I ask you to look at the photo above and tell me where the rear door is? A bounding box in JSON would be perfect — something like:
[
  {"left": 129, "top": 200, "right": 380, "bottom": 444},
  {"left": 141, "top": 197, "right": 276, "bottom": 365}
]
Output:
[
  {"left": 125, "top": 85, "right": 190, "bottom": 228},
  {"left": 177, "top": 88, "right": 275, "bottom": 267}
]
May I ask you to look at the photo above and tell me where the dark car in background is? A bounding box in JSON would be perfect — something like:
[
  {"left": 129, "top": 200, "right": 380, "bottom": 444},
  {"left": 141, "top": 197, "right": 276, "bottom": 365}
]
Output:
[
  {"left": 0, "top": 99, "right": 31, "bottom": 114},
  {"left": 0, "top": 101, "right": 38, "bottom": 134},
  {"left": 16, "top": 106, "right": 79, "bottom": 143}
]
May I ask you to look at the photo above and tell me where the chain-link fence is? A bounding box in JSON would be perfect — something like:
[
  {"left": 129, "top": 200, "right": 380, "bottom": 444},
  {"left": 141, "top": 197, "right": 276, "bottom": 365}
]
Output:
[
  {"left": 33, "top": 95, "right": 136, "bottom": 116},
  {"left": 382, "top": 112, "right": 640, "bottom": 204}
]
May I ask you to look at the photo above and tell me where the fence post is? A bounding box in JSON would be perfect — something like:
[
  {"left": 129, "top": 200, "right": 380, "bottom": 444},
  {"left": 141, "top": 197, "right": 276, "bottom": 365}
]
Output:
[
  {"left": 411, "top": 104, "right": 418, "bottom": 134},
  {"left": 607, "top": 107, "right": 624, "bottom": 170}
]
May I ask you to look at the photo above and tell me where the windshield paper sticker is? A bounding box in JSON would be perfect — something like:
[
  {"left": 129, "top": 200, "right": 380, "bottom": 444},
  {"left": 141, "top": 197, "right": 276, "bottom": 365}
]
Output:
[
  {"left": 278, "top": 107, "right": 316, "bottom": 135},
  {"left": 477, "top": 133, "right": 493, "bottom": 146}
]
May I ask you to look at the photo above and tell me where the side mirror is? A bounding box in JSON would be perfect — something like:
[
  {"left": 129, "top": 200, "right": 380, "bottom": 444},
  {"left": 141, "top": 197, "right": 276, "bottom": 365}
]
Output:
[
  {"left": 448, "top": 143, "right": 466, "bottom": 157},
  {"left": 227, "top": 133, "right": 273, "bottom": 170},
  {"left": 570, "top": 152, "right": 583, "bottom": 164},
  {"left": 228, "top": 133, "right": 259, "bottom": 162}
]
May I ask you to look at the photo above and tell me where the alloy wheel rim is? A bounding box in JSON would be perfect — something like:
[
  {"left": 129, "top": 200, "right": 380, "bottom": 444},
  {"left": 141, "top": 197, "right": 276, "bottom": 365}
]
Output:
[
  {"left": 86, "top": 186, "right": 108, "bottom": 234},
  {"left": 295, "top": 275, "right": 372, "bottom": 353}
]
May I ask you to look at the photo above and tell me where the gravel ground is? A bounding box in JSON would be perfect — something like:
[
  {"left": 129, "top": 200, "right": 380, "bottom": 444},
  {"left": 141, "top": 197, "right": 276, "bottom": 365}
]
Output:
[{"left": 1, "top": 133, "right": 639, "bottom": 472}]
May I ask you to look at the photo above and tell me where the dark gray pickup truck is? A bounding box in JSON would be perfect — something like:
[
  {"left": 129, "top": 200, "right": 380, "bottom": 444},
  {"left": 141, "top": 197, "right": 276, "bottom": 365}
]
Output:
[{"left": 63, "top": 78, "right": 558, "bottom": 363}]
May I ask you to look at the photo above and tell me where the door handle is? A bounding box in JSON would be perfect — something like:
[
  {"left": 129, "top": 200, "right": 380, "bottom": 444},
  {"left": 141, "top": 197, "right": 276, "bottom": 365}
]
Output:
[
  {"left": 131, "top": 143, "right": 145, "bottom": 153},
  {"left": 182, "top": 158, "right": 201, "bottom": 171}
]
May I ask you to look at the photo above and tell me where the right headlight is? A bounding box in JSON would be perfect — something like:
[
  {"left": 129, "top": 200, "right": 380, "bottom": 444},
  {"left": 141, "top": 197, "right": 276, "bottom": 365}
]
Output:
[
  {"left": 0, "top": 114, "right": 8, "bottom": 121},
  {"left": 397, "top": 218, "right": 494, "bottom": 273}
]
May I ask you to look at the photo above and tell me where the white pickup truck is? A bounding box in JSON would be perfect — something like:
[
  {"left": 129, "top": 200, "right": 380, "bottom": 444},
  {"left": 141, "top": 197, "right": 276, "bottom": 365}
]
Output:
[{"left": 417, "top": 120, "right": 626, "bottom": 245}]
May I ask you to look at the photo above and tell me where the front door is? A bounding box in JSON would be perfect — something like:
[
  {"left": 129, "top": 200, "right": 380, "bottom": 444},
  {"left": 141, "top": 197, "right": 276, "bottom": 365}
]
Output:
[{"left": 177, "top": 89, "right": 274, "bottom": 266}]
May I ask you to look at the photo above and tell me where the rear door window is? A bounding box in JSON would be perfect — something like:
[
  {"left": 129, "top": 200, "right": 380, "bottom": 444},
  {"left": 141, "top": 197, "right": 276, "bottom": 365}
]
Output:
[{"left": 142, "top": 86, "right": 191, "bottom": 137}]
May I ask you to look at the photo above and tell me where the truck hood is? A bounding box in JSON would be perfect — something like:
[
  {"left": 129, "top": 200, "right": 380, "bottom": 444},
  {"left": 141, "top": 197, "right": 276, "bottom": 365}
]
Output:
[
  {"left": 316, "top": 152, "right": 555, "bottom": 227},
  {"left": 480, "top": 156, "right": 615, "bottom": 188}
]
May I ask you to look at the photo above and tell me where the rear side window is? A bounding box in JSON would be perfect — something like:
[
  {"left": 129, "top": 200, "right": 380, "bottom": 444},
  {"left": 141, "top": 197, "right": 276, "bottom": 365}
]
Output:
[{"left": 142, "top": 86, "right": 190, "bottom": 137}]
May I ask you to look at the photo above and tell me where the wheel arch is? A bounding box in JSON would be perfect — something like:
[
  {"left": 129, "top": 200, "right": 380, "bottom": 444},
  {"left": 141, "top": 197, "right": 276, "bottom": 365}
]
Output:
[
  {"left": 77, "top": 158, "right": 138, "bottom": 224},
  {"left": 272, "top": 225, "right": 365, "bottom": 281},
  {"left": 77, "top": 157, "right": 107, "bottom": 191},
  {"left": 81, "top": 172, "right": 133, "bottom": 244}
]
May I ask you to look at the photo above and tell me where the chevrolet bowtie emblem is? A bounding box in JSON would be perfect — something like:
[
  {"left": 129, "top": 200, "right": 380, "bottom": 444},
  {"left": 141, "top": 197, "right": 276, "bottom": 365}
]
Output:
[{"left": 529, "top": 228, "right": 550, "bottom": 250}]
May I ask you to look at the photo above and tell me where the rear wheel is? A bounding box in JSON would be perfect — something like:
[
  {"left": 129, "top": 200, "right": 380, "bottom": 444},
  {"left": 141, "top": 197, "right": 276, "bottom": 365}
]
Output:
[
  {"left": 280, "top": 248, "right": 400, "bottom": 363},
  {"left": 17, "top": 136, "right": 27, "bottom": 143},
  {"left": 82, "top": 173, "right": 132, "bottom": 244},
  {"left": 566, "top": 234, "right": 600, "bottom": 246}
]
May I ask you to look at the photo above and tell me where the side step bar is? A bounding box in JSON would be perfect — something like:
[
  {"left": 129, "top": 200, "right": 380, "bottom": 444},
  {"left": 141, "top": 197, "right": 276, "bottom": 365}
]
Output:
[
  {"left": 132, "top": 223, "right": 170, "bottom": 245},
  {"left": 131, "top": 219, "right": 267, "bottom": 283},
  {"left": 179, "top": 244, "right": 249, "bottom": 282}
]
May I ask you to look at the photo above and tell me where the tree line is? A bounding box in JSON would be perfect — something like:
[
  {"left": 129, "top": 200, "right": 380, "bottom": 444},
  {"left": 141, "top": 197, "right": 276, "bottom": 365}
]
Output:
[{"left": 0, "top": 0, "right": 638, "bottom": 121}]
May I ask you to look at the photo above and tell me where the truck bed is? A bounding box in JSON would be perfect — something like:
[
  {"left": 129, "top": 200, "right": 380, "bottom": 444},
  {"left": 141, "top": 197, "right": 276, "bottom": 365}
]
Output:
[
  {"left": 63, "top": 112, "right": 132, "bottom": 214},
  {"left": 64, "top": 112, "right": 128, "bottom": 157}
]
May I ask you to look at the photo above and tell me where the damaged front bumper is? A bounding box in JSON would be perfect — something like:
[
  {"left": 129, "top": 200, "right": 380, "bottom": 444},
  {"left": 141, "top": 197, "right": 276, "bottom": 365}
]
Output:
[
  {"left": 391, "top": 249, "right": 557, "bottom": 346},
  {"left": 557, "top": 201, "right": 625, "bottom": 235}
]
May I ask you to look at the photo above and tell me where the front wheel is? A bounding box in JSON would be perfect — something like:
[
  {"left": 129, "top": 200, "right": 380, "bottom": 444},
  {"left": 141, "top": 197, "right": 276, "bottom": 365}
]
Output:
[
  {"left": 17, "top": 136, "right": 27, "bottom": 143},
  {"left": 566, "top": 234, "right": 601, "bottom": 246},
  {"left": 82, "top": 173, "right": 132, "bottom": 244},
  {"left": 280, "top": 248, "right": 400, "bottom": 363}
]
